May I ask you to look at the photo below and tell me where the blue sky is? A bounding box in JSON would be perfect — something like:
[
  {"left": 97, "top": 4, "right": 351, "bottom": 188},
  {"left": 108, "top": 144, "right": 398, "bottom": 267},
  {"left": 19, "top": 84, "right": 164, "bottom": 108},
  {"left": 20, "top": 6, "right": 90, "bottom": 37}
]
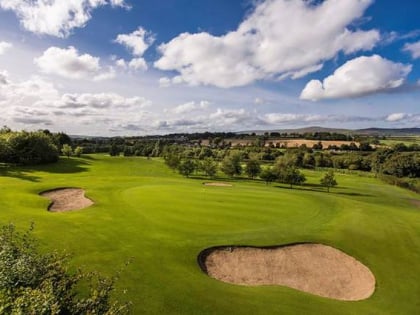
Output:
[{"left": 0, "top": 0, "right": 419, "bottom": 135}]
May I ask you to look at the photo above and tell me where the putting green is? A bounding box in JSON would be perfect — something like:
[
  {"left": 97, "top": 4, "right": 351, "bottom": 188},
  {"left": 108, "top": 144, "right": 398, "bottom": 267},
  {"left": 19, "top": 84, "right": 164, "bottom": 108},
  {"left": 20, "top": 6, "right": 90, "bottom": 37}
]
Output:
[{"left": 0, "top": 154, "right": 419, "bottom": 314}]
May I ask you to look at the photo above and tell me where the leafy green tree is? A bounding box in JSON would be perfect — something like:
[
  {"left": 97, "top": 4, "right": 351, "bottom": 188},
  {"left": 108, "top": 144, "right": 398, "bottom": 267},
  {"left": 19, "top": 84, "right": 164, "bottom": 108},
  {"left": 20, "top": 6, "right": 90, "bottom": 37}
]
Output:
[
  {"left": 164, "top": 152, "right": 181, "bottom": 171},
  {"left": 61, "top": 144, "right": 73, "bottom": 158},
  {"left": 200, "top": 157, "right": 218, "bottom": 177},
  {"left": 178, "top": 159, "right": 196, "bottom": 177},
  {"left": 0, "top": 224, "right": 130, "bottom": 314},
  {"left": 245, "top": 159, "right": 261, "bottom": 179},
  {"left": 382, "top": 153, "right": 420, "bottom": 178},
  {"left": 109, "top": 143, "right": 120, "bottom": 156},
  {"left": 74, "top": 146, "right": 83, "bottom": 157},
  {"left": 303, "top": 153, "right": 315, "bottom": 169},
  {"left": 259, "top": 167, "right": 277, "bottom": 185},
  {"left": 5, "top": 131, "right": 59, "bottom": 165},
  {"left": 320, "top": 170, "right": 338, "bottom": 192},
  {"left": 0, "top": 138, "right": 11, "bottom": 162},
  {"left": 312, "top": 141, "right": 323, "bottom": 150},
  {"left": 220, "top": 153, "right": 242, "bottom": 177},
  {"left": 278, "top": 166, "right": 306, "bottom": 188},
  {"left": 0, "top": 125, "right": 11, "bottom": 134}
]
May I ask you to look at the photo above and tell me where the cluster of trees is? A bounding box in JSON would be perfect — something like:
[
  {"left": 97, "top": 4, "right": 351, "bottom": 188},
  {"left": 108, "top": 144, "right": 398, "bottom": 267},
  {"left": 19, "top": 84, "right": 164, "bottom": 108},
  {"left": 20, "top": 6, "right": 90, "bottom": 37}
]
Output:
[
  {"left": 0, "top": 224, "right": 130, "bottom": 314},
  {"left": 163, "top": 150, "right": 338, "bottom": 191},
  {"left": 61, "top": 144, "right": 83, "bottom": 158},
  {"left": 100, "top": 134, "right": 418, "bottom": 188},
  {"left": 0, "top": 128, "right": 59, "bottom": 165},
  {"left": 0, "top": 127, "right": 88, "bottom": 165}
]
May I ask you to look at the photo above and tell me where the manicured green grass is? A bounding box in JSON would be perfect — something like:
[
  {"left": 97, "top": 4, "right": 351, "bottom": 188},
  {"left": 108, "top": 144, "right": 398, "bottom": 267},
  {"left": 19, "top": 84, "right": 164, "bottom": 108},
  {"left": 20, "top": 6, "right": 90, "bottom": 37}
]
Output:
[{"left": 1, "top": 155, "right": 419, "bottom": 314}]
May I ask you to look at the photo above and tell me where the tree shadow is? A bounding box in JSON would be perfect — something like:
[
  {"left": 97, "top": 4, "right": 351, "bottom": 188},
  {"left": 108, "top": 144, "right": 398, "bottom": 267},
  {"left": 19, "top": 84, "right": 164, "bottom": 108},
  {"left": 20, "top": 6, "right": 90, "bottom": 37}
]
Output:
[
  {"left": 29, "top": 157, "right": 91, "bottom": 174},
  {"left": 273, "top": 184, "right": 371, "bottom": 197},
  {"left": 0, "top": 157, "right": 91, "bottom": 182},
  {"left": 0, "top": 166, "right": 41, "bottom": 182},
  {"left": 78, "top": 155, "right": 97, "bottom": 161}
]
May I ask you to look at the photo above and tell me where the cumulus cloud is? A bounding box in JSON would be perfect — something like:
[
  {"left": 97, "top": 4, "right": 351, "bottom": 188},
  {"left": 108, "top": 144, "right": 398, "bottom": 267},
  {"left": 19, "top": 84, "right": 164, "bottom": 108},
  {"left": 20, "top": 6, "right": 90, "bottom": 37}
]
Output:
[
  {"left": 0, "top": 70, "right": 58, "bottom": 103},
  {"left": 300, "top": 55, "right": 411, "bottom": 101},
  {"left": 209, "top": 108, "right": 253, "bottom": 126},
  {"left": 263, "top": 113, "right": 377, "bottom": 125},
  {"left": 264, "top": 113, "right": 324, "bottom": 124},
  {"left": 115, "top": 27, "right": 154, "bottom": 56},
  {"left": 0, "top": 41, "right": 12, "bottom": 55},
  {"left": 128, "top": 58, "right": 147, "bottom": 71},
  {"left": 403, "top": 41, "right": 420, "bottom": 59},
  {"left": 34, "top": 46, "right": 114, "bottom": 81},
  {"left": 171, "top": 100, "right": 209, "bottom": 114},
  {"left": 13, "top": 116, "right": 52, "bottom": 125},
  {"left": 0, "top": 0, "right": 128, "bottom": 37},
  {"left": 385, "top": 113, "right": 420, "bottom": 123},
  {"left": 159, "top": 77, "right": 171, "bottom": 88},
  {"left": 115, "top": 58, "right": 127, "bottom": 68},
  {"left": 154, "top": 0, "right": 379, "bottom": 88},
  {"left": 386, "top": 113, "right": 407, "bottom": 122},
  {"left": 55, "top": 93, "right": 152, "bottom": 109}
]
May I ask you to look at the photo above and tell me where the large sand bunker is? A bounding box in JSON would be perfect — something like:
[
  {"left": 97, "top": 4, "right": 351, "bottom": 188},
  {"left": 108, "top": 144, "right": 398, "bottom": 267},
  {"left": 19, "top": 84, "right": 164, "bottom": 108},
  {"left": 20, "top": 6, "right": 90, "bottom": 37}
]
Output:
[
  {"left": 40, "top": 188, "right": 93, "bottom": 212},
  {"left": 198, "top": 244, "right": 375, "bottom": 301}
]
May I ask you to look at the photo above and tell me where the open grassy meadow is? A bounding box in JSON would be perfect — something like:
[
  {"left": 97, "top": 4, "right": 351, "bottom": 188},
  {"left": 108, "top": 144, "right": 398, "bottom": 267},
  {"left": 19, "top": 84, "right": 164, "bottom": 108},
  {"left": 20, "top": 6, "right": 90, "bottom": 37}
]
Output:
[{"left": 1, "top": 155, "right": 420, "bottom": 314}]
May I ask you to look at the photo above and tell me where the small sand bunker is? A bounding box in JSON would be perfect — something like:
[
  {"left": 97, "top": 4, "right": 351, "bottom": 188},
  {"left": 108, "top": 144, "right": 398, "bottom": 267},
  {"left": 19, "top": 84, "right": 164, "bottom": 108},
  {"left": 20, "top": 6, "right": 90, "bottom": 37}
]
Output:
[
  {"left": 40, "top": 188, "right": 93, "bottom": 212},
  {"left": 203, "top": 182, "right": 233, "bottom": 187},
  {"left": 198, "top": 244, "right": 375, "bottom": 301}
]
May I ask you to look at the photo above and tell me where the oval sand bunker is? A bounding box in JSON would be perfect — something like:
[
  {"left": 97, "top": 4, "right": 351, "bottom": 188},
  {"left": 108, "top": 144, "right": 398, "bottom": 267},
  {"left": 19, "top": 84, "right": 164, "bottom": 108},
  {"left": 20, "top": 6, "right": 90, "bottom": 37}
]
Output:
[
  {"left": 40, "top": 188, "right": 93, "bottom": 212},
  {"left": 199, "top": 244, "right": 375, "bottom": 301}
]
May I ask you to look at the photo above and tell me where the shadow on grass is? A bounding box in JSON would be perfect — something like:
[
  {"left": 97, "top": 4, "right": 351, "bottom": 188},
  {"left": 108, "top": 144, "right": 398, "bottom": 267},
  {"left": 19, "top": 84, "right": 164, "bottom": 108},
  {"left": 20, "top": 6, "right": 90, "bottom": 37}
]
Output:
[
  {"left": 0, "top": 157, "right": 91, "bottom": 182},
  {"left": 273, "top": 184, "right": 372, "bottom": 197},
  {"left": 0, "top": 166, "right": 41, "bottom": 182},
  {"left": 28, "top": 157, "right": 91, "bottom": 174}
]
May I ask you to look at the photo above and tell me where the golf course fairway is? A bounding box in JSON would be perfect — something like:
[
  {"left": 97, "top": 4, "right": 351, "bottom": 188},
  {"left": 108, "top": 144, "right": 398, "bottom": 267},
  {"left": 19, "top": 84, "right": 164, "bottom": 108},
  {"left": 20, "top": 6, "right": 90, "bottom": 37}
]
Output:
[{"left": 1, "top": 154, "right": 419, "bottom": 314}]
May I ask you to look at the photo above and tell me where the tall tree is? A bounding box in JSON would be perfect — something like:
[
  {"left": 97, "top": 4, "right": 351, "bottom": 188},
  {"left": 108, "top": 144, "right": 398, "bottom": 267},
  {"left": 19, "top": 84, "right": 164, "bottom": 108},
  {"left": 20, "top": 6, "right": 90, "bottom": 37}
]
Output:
[
  {"left": 178, "top": 159, "right": 196, "bottom": 177},
  {"left": 164, "top": 152, "right": 181, "bottom": 171},
  {"left": 74, "top": 146, "right": 83, "bottom": 157},
  {"left": 320, "top": 170, "right": 338, "bottom": 192},
  {"left": 61, "top": 144, "right": 73, "bottom": 158},
  {"left": 278, "top": 166, "right": 306, "bottom": 188},
  {"left": 260, "top": 167, "right": 278, "bottom": 185},
  {"left": 109, "top": 143, "right": 120, "bottom": 156},
  {"left": 220, "top": 154, "right": 242, "bottom": 177},
  {"left": 245, "top": 159, "right": 261, "bottom": 179},
  {"left": 200, "top": 157, "right": 218, "bottom": 177}
]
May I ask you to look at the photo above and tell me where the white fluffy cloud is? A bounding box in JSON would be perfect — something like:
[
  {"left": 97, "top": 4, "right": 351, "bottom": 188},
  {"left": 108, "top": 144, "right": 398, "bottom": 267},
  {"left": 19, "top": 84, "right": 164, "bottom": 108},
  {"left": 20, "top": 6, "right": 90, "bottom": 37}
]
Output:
[
  {"left": 154, "top": 0, "right": 380, "bottom": 88},
  {"left": 385, "top": 112, "right": 420, "bottom": 123},
  {"left": 0, "top": 0, "right": 128, "bottom": 37},
  {"left": 171, "top": 100, "right": 209, "bottom": 114},
  {"left": 55, "top": 93, "right": 151, "bottom": 109},
  {"left": 128, "top": 58, "right": 147, "bottom": 71},
  {"left": 403, "top": 41, "right": 420, "bottom": 59},
  {"left": 386, "top": 113, "right": 408, "bottom": 122},
  {"left": 115, "top": 27, "right": 154, "bottom": 56},
  {"left": 300, "top": 55, "right": 411, "bottom": 101},
  {"left": 0, "top": 70, "right": 58, "bottom": 103},
  {"left": 264, "top": 113, "right": 324, "bottom": 124},
  {"left": 34, "top": 46, "right": 114, "bottom": 81},
  {"left": 0, "top": 41, "right": 12, "bottom": 55}
]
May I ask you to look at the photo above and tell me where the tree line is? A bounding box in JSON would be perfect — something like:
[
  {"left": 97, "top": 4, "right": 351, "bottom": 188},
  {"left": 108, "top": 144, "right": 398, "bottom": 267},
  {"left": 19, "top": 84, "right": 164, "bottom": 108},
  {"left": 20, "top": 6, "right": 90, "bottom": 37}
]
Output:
[
  {"left": 163, "top": 149, "right": 338, "bottom": 191},
  {"left": 0, "top": 127, "right": 86, "bottom": 165}
]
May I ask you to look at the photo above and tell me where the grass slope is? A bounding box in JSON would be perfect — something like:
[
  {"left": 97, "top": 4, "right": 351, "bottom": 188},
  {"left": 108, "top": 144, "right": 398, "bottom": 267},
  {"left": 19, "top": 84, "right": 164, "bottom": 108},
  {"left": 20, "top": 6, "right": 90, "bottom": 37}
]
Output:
[{"left": 1, "top": 155, "right": 419, "bottom": 314}]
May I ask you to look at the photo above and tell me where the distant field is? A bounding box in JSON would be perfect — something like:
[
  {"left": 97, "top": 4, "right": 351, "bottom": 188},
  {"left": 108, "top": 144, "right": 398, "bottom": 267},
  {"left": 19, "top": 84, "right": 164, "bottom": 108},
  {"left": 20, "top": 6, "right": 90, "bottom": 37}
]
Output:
[
  {"left": 1, "top": 155, "right": 419, "bottom": 314},
  {"left": 380, "top": 136, "right": 420, "bottom": 146},
  {"left": 202, "top": 138, "right": 358, "bottom": 148}
]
